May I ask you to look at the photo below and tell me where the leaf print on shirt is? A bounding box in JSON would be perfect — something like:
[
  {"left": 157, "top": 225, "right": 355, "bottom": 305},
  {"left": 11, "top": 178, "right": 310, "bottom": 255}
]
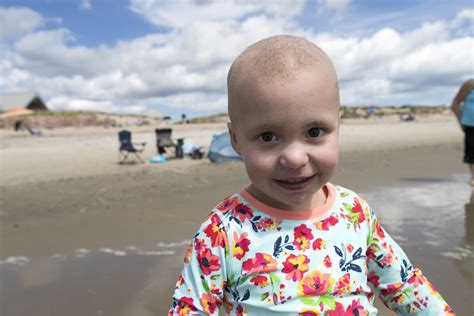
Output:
[
  {"left": 273, "top": 235, "right": 294, "bottom": 258},
  {"left": 334, "top": 244, "right": 366, "bottom": 273}
]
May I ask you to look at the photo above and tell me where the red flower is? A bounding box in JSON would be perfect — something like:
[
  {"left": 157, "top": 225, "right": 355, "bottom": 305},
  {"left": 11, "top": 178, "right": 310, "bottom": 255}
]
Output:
[
  {"left": 282, "top": 254, "right": 310, "bottom": 281},
  {"left": 294, "top": 224, "right": 314, "bottom": 239},
  {"left": 323, "top": 255, "right": 332, "bottom": 268},
  {"left": 293, "top": 224, "right": 314, "bottom": 251},
  {"left": 231, "top": 203, "right": 254, "bottom": 222},
  {"left": 200, "top": 293, "right": 219, "bottom": 314},
  {"left": 204, "top": 213, "right": 228, "bottom": 248},
  {"left": 368, "top": 271, "right": 380, "bottom": 287},
  {"left": 242, "top": 252, "right": 278, "bottom": 275},
  {"left": 315, "top": 214, "right": 339, "bottom": 230},
  {"left": 236, "top": 304, "right": 245, "bottom": 316},
  {"left": 216, "top": 196, "right": 239, "bottom": 212},
  {"left": 407, "top": 268, "right": 426, "bottom": 287},
  {"left": 351, "top": 199, "right": 365, "bottom": 220},
  {"left": 312, "top": 238, "right": 325, "bottom": 250},
  {"left": 380, "top": 282, "right": 403, "bottom": 296},
  {"left": 335, "top": 273, "right": 351, "bottom": 294},
  {"left": 374, "top": 218, "right": 385, "bottom": 239},
  {"left": 176, "top": 297, "right": 197, "bottom": 315},
  {"left": 232, "top": 231, "right": 251, "bottom": 260},
  {"left": 250, "top": 275, "right": 269, "bottom": 288},
  {"left": 197, "top": 248, "right": 221, "bottom": 275}
]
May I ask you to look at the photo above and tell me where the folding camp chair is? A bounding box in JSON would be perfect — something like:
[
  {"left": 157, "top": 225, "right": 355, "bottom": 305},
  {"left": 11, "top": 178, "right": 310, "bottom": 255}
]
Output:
[
  {"left": 118, "top": 130, "right": 146, "bottom": 164},
  {"left": 155, "top": 128, "right": 184, "bottom": 159}
]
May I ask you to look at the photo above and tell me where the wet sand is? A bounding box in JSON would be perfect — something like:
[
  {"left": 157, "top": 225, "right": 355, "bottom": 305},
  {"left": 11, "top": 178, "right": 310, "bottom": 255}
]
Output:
[{"left": 1, "top": 118, "right": 472, "bottom": 315}]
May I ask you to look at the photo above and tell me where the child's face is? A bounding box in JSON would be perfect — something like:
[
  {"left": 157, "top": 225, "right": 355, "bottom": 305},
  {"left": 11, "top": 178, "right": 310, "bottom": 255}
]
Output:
[{"left": 229, "top": 69, "right": 340, "bottom": 211}]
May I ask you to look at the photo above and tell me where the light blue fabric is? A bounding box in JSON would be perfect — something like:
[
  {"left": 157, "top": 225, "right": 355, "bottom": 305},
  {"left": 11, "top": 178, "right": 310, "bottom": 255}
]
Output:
[{"left": 461, "top": 79, "right": 474, "bottom": 127}]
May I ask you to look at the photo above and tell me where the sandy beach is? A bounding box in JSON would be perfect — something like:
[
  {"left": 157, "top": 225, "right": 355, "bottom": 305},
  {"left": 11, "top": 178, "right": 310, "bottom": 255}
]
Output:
[{"left": 1, "top": 116, "right": 472, "bottom": 315}]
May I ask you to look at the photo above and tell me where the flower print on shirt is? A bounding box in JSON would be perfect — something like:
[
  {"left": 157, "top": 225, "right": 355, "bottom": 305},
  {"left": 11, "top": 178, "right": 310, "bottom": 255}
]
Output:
[
  {"left": 314, "top": 213, "right": 338, "bottom": 230},
  {"left": 242, "top": 252, "right": 278, "bottom": 275},
  {"left": 169, "top": 185, "right": 453, "bottom": 315},
  {"left": 232, "top": 232, "right": 251, "bottom": 260},
  {"left": 282, "top": 254, "right": 310, "bottom": 281},
  {"left": 204, "top": 213, "right": 228, "bottom": 248},
  {"left": 297, "top": 269, "right": 334, "bottom": 297},
  {"left": 343, "top": 198, "right": 366, "bottom": 230},
  {"left": 293, "top": 224, "right": 314, "bottom": 251}
]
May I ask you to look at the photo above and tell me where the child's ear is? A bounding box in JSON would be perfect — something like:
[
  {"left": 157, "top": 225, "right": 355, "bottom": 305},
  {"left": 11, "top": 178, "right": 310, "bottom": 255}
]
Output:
[{"left": 227, "top": 122, "right": 241, "bottom": 155}]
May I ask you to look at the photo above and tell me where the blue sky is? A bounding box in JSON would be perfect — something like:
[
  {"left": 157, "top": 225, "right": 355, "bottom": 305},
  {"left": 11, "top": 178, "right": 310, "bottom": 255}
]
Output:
[{"left": 0, "top": 0, "right": 472, "bottom": 120}]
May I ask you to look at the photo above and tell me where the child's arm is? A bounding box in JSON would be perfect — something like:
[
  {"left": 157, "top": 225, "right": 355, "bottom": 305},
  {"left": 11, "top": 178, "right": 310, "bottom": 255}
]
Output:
[
  {"left": 168, "top": 212, "right": 229, "bottom": 315},
  {"left": 365, "top": 208, "right": 455, "bottom": 315}
]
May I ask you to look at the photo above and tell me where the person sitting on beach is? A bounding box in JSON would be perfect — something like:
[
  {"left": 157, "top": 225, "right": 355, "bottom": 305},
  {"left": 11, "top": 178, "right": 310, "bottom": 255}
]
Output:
[
  {"left": 169, "top": 35, "right": 453, "bottom": 315},
  {"left": 451, "top": 79, "right": 474, "bottom": 186}
]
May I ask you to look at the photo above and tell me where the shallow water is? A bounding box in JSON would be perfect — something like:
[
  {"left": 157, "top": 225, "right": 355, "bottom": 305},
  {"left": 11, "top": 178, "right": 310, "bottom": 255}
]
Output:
[{"left": 1, "top": 175, "right": 473, "bottom": 315}]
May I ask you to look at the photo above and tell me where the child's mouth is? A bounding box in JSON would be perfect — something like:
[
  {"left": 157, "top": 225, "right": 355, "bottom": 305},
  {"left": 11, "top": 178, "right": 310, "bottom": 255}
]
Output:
[{"left": 274, "top": 175, "right": 316, "bottom": 190}]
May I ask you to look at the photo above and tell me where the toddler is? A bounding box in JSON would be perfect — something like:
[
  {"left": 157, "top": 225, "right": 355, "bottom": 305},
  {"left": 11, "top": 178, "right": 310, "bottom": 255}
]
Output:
[{"left": 169, "top": 35, "right": 453, "bottom": 315}]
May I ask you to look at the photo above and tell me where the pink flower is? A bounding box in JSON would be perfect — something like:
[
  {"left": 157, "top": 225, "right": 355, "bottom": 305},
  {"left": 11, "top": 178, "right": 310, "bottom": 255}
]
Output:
[{"left": 297, "top": 270, "right": 334, "bottom": 296}]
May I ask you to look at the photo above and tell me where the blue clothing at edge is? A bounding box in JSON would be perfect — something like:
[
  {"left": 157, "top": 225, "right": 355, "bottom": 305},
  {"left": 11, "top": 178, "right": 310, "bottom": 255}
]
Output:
[{"left": 460, "top": 79, "right": 474, "bottom": 127}]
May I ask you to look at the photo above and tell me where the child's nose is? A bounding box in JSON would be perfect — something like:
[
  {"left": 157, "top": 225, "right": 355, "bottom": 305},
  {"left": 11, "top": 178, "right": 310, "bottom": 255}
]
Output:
[{"left": 278, "top": 143, "right": 309, "bottom": 169}]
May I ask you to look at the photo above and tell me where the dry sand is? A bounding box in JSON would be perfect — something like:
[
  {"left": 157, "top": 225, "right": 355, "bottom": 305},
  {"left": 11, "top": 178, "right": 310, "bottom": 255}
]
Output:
[{"left": 0, "top": 116, "right": 471, "bottom": 315}]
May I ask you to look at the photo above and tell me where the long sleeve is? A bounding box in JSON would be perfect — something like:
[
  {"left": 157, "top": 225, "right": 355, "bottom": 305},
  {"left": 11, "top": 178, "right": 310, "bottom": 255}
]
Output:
[
  {"left": 365, "top": 208, "right": 455, "bottom": 315},
  {"left": 169, "top": 211, "right": 230, "bottom": 315}
]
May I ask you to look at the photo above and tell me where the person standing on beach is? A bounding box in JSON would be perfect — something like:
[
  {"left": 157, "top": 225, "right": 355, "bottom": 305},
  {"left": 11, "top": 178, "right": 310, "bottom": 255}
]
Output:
[
  {"left": 452, "top": 79, "right": 474, "bottom": 186},
  {"left": 169, "top": 35, "right": 453, "bottom": 315}
]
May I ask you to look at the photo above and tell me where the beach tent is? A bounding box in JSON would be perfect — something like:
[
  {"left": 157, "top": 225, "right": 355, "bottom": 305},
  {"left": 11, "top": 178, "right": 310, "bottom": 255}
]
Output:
[{"left": 207, "top": 131, "right": 242, "bottom": 164}]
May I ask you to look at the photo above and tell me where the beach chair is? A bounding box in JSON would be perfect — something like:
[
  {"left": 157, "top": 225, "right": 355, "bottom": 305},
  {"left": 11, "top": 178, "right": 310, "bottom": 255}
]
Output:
[
  {"left": 118, "top": 130, "right": 146, "bottom": 164},
  {"left": 155, "top": 128, "right": 184, "bottom": 159}
]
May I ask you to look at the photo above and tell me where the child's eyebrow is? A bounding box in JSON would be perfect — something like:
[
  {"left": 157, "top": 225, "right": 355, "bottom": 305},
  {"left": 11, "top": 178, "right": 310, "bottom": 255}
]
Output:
[{"left": 248, "top": 120, "right": 332, "bottom": 134}]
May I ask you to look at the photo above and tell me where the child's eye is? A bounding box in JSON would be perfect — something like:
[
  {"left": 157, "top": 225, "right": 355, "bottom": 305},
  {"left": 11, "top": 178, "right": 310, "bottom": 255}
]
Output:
[
  {"left": 307, "top": 127, "right": 324, "bottom": 138},
  {"left": 258, "top": 132, "right": 278, "bottom": 142}
]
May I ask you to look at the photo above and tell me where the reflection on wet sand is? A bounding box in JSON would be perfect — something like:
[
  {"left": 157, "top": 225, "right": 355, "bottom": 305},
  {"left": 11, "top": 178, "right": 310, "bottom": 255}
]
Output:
[
  {"left": 1, "top": 176, "right": 473, "bottom": 315},
  {"left": 457, "top": 191, "right": 474, "bottom": 286}
]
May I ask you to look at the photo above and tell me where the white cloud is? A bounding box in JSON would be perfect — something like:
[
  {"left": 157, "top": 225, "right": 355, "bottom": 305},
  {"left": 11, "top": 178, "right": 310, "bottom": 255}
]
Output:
[
  {"left": 80, "top": 0, "right": 92, "bottom": 10},
  {"left": 0, "top": 7, "right": 42, "bottom": 40},
  {"left": 129, "top": 0, "right": 305, "bottom": 28},
  {"left": 0, "top": 4, "right": 472, "bottom": 115},
  {"left": 317, "top": 0, "right": 351, "bottom": 12}
]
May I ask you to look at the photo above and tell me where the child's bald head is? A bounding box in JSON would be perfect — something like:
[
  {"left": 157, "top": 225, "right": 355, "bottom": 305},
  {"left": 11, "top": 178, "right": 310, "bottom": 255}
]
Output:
[{"left": 227, "top": 35, "right": 339, "bottom": 123}]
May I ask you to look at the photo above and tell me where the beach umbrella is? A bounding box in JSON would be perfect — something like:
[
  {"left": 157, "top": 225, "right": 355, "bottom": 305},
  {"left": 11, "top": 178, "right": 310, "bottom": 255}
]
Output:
[
  {"left": 0, "top": 108, "right": 34, "bottom": 119},
  {"left": 207, "top": 131, "right": 242, "bottom": 164}
]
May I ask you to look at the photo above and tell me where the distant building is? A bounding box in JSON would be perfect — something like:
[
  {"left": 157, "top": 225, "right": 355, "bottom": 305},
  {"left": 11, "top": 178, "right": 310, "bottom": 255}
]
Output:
[{"left": 0, "top": 92, "right": 48, "bottom": 112}]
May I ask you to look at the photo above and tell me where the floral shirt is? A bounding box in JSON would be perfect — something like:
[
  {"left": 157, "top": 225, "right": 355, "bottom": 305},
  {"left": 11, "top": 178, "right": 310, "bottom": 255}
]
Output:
[{"left": 169, "top": 184, "right": 454, "bottom": 315}]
